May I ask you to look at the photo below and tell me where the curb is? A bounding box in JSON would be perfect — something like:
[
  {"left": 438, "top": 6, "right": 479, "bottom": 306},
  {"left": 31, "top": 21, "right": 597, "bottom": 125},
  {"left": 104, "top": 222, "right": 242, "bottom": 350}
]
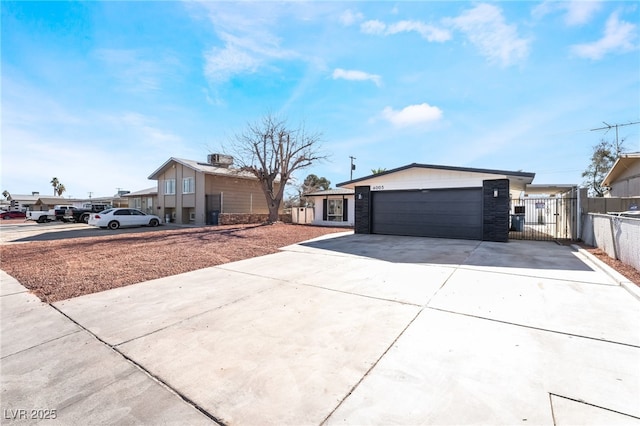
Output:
[{"left": 572, "top": 244, "right": 640, "bottom": 301}]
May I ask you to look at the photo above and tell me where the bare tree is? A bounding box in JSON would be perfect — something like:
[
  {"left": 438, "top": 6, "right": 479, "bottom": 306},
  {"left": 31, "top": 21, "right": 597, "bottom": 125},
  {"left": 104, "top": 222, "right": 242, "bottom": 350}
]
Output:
[{"left": 228, "top": 114, "right": 327, "bottom": 223}]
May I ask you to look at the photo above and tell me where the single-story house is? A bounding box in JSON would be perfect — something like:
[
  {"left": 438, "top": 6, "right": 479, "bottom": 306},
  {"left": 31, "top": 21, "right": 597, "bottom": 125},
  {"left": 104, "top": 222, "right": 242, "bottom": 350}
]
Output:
[
  {"left": 148, "top": 154, "right": 282, "bottom": 226},
  {"left": 335, "top": 163, "right": 536, "bottom": 242},
  {"left": 5, "top": 193, "right": 51, "bottom": 211},
  {"left": 122, "top": 187, "right": 158, "bottom": 215},
  {"left": 602, "top": 152, "right": 640, "bottom": 197},
  {"left": 303, "top": 188, "right": 354, "bottom": 227},
  {"left": 5, "top": 192, "right": 128, "bottom": 213}
]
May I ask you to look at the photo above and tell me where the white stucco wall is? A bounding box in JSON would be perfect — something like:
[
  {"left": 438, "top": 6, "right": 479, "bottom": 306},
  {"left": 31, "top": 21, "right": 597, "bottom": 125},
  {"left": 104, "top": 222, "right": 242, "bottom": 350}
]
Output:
[
  {"left": 309, "top": 195, "right": 354, "bottom": 227},
  {"left": 341, "top": 167, "right": 523, "bottom": 195}
]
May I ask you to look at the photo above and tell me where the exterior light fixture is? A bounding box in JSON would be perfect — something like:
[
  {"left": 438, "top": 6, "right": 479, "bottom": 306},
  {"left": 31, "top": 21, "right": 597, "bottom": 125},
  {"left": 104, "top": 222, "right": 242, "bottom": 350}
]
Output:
[{"left": 493, "top": 189, "right": 499, "bottom": 198}]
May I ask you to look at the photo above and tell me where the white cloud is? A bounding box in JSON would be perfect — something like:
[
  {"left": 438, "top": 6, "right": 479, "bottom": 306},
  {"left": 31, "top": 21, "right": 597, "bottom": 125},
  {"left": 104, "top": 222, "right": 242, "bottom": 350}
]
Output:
[
  {"left": 381, "top": 103, "right": 443, "bottom": 127},
  {"left": 571, "top": 12, "right": 638, "bottom": 60},
  {"left": 204, "top": 45, "right": 261, "bottom": 83},
  {"left": 332, "top": 68, "right": 381, "bottom": 86},
  {"left": 197, "top": 4, "right": 299, "bottom": 85},
  {"left": 360, "top": 19, "right": 386, "bottom": 35},
  {"left": 564, "top": 1, "right": 603, "bottom": 26},
  {"left": 94, "top": 48, "right": 169, "bottom": 92},
  {"left": 386, "top": 20, "right": 451, "bottom": 42},
  {"left": 340, "top": 9, "right": 363, "bottom": 26},
  {"left": 361, "top": 19, "right": 450, "bottom": 42},
  {"left": 447, "top": 3, "right": 530, "bottom": 67},
  {"left": 533, "top": 1, "right": 603, "bottom": 26}
]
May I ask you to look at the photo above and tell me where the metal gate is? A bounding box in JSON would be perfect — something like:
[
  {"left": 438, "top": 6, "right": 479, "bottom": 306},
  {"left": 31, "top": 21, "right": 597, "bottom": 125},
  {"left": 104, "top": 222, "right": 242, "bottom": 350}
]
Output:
[{"left": 509, "top": 196, "right": 578, "bottom": 241}]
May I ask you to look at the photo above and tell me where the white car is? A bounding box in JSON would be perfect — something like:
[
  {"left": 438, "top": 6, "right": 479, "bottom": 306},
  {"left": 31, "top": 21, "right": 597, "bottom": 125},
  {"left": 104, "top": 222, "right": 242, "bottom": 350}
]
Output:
[{"left": 88, "top": 208, "right": 162, "bottom": 230}]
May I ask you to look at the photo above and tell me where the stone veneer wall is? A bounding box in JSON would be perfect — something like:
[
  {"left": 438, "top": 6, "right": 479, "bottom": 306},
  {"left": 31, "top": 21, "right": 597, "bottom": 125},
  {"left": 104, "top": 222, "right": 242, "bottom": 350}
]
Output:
[
  {"left": 218, "top": 213, "right": 292, "bottom": 225},
  {"left": 482, "top": 178, "right": 510, "bottom": 242}
]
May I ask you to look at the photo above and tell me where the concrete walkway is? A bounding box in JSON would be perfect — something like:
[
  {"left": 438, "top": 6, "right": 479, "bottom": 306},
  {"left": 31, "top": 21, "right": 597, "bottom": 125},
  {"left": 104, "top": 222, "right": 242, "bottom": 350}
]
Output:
[{"left": 1, "top": 233, "right": 639, "bottom": 425}]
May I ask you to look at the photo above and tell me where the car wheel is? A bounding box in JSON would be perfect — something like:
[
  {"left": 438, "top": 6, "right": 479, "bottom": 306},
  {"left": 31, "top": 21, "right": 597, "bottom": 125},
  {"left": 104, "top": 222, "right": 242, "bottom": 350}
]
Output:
[
  {"left": 108, "top": 221, "right": 120, "bottom": 230},
  {"left": 80, "top": 214, "right": 90, "bottom": 224},
  {"left": 37, "top": 216, "right": 47, "bottom": 223},
  {"left": 149, "top": 218, "right": 159, "bottom": 227}
]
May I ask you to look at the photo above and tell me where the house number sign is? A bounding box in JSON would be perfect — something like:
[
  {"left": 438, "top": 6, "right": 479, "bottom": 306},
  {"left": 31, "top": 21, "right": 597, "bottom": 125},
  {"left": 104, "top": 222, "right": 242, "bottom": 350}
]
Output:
[{"left": 372, "top": 185, "right": 385, "bottom": 190}]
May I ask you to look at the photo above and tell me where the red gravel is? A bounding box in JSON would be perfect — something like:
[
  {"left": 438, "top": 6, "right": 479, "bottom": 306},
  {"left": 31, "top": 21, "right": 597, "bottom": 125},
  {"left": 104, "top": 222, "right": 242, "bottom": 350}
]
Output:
[
  {"left": 580, "top": 245, "right": 640, "bottom": 287},
  {"left": 0, "top": 223, "right": 349, "bottom": 303}
]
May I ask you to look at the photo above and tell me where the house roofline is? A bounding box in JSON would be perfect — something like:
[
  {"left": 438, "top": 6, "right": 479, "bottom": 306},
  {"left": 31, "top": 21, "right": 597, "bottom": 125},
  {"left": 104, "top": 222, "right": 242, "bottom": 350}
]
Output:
[
  {"left": 148, "top": 157, "right": 279, "bottom": 182},
  {"left": 601, "top": 152, "right": 640, "bottom": 187},
  {"left": 337, "top": 163, "right": 535, "bottom": 187}
]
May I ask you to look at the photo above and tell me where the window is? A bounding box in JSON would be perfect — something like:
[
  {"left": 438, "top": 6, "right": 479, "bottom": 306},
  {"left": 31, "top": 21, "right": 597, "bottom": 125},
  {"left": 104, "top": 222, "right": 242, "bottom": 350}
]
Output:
[
  {"left": 323, "top": 199, "right": 347, "bottom": 222},
  {"left": 164, "top": 179, "right": 176, "bottom": 195},
  {"left": 183, "top": 177, "right": 194, "bottom": 194}
]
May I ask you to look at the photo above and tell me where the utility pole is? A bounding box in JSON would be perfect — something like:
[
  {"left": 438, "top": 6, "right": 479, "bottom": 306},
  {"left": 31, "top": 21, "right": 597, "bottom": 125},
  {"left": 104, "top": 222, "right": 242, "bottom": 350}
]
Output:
[
  {"left": 350, "top": 156, "right": 356, "bottom": 180},
  {"left": 590, "top": 121, "right": 639, "bottom": 154},
  {"left": 88, "top": 192, "right": 93, "bottom": 200}
]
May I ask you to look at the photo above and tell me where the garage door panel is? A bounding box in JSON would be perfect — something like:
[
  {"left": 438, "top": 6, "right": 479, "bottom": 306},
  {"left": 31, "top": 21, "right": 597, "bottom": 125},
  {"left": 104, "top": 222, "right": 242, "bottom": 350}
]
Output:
[{"left": 372, "top": 189, "right": 482, "bottom": 240}]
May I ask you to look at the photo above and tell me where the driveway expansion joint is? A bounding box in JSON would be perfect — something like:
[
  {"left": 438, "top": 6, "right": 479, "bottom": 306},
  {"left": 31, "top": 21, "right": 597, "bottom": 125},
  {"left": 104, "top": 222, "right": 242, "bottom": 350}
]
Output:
[
  {"left": 320, "top": 306, "right": 427, "bottom": 426},
  {"left": 0, "top": 328, "right": 82, "bottom": 360},
  {"left": 49, "top": 304, "right": 222, "bottom": 424},
  {"left": 549, "top": 393, "right": 640, "bottom": 421},
  {"left": 427, "top": 306, "right": 640, "bottom": 349}
]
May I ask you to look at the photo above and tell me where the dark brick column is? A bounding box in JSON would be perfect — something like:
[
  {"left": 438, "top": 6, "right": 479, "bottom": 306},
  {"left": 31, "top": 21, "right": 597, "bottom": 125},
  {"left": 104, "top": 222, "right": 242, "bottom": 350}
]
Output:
[
  {"left": 482, "top": 179, "right": 510, "bottom": 242},
  {"left": 354, "top": 186, "right": 371, "bottom": 234}
]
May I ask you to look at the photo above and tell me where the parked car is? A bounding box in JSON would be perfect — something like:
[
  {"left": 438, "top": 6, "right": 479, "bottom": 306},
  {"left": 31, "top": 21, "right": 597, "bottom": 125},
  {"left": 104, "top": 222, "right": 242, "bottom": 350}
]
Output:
[
  {"left": 88, "top": 208, "right": 162, "bottom": 230},
  {"left": 0, "top": 210, "right": 26, "bottom": 219}
]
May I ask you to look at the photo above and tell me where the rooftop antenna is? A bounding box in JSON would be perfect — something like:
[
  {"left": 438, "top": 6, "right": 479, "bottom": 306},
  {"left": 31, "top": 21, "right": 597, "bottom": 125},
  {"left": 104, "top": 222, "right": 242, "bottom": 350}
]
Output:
[
  {"left": 350, "top": 156, "right": 356, "bottom": 180},
  {"left": 590, "top": 121, "right": 639, "bottom": 154}
]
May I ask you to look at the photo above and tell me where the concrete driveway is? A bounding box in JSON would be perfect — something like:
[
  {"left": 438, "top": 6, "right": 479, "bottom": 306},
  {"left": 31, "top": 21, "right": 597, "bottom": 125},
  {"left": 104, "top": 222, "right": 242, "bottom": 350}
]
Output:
[{"left": 1, "top": 233, "right": 639, "bottom": 425}]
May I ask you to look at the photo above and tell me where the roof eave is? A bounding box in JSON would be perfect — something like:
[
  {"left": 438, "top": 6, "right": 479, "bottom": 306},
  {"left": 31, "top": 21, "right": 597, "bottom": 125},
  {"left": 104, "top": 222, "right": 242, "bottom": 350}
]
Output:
[
  {"left": 148, "top": 157, "right": 179, "bottom": 180},
  {"left": 337, "top": 163, "right": 536, "bottom": 188},
  {"left": 601, "top": 154, "right": 640, "bottom": 187}
]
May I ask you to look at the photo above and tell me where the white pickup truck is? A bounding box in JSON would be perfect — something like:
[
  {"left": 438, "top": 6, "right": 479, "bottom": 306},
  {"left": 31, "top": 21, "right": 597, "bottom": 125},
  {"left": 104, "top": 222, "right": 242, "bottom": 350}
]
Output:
[{"left": 26, "top": 205, "right": 75, "bottom": 223}]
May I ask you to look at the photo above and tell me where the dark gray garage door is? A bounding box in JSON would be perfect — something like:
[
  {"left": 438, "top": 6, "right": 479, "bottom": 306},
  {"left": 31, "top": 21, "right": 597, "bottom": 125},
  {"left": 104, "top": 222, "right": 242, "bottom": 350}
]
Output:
[{"left": 372, "top": 188, "right": 482, "bottom": 239}]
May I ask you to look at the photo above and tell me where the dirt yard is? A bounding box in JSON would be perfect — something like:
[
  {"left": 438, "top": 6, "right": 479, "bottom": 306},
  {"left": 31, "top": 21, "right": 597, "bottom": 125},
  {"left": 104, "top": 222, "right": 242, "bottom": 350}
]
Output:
[
  {"left": 0, "top": 223, "right": 348, "bottom": 303},
  {"left": 1, "top": 222, "right": 638, "bottom": 303}
]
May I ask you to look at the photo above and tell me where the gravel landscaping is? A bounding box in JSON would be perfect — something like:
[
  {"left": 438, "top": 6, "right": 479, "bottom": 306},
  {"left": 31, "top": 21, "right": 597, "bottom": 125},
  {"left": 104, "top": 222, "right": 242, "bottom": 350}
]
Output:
[
  {"left": 580, "top": 245, "right": 640, "bottom": 287},
  {"left": 1, "top": 221, "right": 637, "bottom": 303},
  {"left": 0, "top": 223, "right": 349, "bottom": 303}
]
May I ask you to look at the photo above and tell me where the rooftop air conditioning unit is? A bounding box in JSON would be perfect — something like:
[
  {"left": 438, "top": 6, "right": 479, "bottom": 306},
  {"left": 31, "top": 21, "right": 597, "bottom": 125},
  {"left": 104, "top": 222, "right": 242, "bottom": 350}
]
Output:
[{"left": 207, "top": 154, "right": 234, "bottom": 168}]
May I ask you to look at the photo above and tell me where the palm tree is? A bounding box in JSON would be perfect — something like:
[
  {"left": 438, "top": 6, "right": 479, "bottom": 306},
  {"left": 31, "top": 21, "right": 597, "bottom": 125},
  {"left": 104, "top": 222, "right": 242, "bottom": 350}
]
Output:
[
  {"left": 56, "top": 184, "right": 66, "bottom": 197},
  {"left": 50, "top": 177, "right": 59, "bottom": 196}
]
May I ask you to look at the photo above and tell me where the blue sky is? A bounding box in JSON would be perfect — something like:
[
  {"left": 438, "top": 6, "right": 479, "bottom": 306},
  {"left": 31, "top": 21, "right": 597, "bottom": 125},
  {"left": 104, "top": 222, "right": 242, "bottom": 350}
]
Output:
[{"left": 2, "top": 1, "right": 639, "bottom": 199}]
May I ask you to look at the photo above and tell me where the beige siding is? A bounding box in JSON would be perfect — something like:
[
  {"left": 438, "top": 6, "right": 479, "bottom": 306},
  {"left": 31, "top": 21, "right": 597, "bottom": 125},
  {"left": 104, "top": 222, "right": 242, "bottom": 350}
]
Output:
[
  {"left": 153, "top": 160, "right": 283, "bottom": 225},
  {"left": 610, "top": 163, "right": 640, "bottom": 197},
  {"left": 205, "top": 174, "right": 282, "bottom": 214}
]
